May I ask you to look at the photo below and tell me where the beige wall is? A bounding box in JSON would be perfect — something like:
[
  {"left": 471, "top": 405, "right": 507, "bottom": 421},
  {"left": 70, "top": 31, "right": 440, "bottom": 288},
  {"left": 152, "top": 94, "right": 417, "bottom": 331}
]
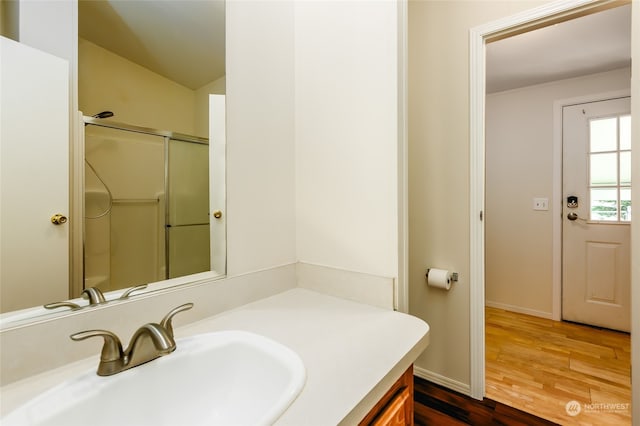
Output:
[
  {"left": 408, "top": 0, "right": 549, "bottom": 389},
  {"left": 79, "top": 38, "right": 197, "bottom": 135},
  {"left": 195, "top": 76, "right": 226, "bottom": 138},
  {"left": 486, "top": 68, "right": 631, "bottom": 318},
  {"left": 410, "top": 1, "right": 638, "bottom": 410},
  {"left": 81, "top": 35, "right": 225, "bottom": 141},
  {"left": 0, "top": 1, "right": 19, "bottom": 40}
]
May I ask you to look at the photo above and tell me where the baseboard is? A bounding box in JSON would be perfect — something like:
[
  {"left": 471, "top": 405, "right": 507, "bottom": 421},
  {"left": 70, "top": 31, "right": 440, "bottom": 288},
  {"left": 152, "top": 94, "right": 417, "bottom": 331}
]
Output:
[
  {"left": 485, "top": 300, "right": 553, "bottom": 320},
  {"left": 413, "top": 365, "right": 471, "bottom": 396}
]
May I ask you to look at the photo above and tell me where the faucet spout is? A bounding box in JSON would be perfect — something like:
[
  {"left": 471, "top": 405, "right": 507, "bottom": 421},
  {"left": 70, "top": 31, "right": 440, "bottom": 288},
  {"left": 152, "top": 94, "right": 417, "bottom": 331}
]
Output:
[
  {"left": 125, "top": 323, "right": 176, "bottom": 368},
  {"left": 82, "top": 287, "right": 107, "bottom": 305}
]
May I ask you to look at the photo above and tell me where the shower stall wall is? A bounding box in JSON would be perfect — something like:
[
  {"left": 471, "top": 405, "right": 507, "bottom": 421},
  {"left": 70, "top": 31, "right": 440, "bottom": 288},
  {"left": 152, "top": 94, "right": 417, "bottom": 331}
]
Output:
[{"left": 84, "top": 118, "right": 210, "bottom": 294}]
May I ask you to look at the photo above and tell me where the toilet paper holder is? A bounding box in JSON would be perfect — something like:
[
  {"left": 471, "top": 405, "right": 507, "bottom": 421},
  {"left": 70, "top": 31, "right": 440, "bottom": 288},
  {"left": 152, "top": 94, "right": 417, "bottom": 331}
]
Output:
[{"left": 425, "top": 269, "right": 459, "bottom": 282}]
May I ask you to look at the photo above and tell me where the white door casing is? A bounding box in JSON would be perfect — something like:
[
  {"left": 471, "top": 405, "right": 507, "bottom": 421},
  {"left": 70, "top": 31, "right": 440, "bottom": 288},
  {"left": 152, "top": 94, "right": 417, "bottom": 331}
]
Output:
[
  {"left": 209, "top": 95, "right": 227, "bottom": 276},
  {"left": 0, "top": 36, "right": 70, "bottom": 312},
  {"left": 562, "top": 97, "right": 631, "bottom": 332}
]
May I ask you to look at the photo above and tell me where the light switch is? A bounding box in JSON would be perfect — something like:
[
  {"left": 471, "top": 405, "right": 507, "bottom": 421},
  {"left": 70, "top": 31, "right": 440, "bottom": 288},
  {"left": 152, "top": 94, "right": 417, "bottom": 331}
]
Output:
[{"left": 533, "top": 198, "right": 549, "bottom": 211}]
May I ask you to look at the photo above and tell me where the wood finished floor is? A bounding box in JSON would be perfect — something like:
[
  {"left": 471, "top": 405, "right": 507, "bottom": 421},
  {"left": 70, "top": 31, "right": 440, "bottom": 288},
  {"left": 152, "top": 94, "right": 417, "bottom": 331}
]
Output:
[
  {"left": 414, "top": 376, "right": 556, "bottom": 425},
  {"left": 485, "top": 307, "right": 631, "bottom": 425}
]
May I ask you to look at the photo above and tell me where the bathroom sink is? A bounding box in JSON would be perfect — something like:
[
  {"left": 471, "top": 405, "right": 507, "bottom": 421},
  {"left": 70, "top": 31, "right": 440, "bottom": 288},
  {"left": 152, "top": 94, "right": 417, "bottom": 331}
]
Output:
[{"left": 2, "top": 331, "right": 306, "bottom": 426}]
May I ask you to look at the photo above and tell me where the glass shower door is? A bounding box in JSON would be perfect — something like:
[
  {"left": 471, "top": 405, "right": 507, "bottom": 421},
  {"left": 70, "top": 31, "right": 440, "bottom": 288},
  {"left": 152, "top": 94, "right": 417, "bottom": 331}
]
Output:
[
  {"left": 166, "top": 138, "right": 210, "bottom": 278},
  {"left": 84, "top": 125, "right": 166, "bottom": 292}
]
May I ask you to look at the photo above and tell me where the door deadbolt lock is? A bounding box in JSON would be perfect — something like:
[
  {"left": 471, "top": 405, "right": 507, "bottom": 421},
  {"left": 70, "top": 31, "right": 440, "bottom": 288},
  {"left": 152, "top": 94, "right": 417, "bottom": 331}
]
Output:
[
  {"left": 212, "top": 210, "right": 223, "bottom": 219},
  {"left": 51, "top": 214, "right": 68, "bottom": 225}
]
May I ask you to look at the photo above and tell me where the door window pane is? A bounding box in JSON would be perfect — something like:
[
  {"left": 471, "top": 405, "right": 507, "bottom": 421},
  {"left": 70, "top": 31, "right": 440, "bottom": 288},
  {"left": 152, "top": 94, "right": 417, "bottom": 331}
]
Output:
[
  {"left": 620, "top": 188, "right": 631, "bottom": 222},
  {"left": 586, "top": 113, "right": 631, "bottom": 223},
  {"left": 620, "top": 115, "right": 631, "bottom": 150},
  {"left": 590, "top": 188, "right": 618, "bottom": 221},
  {"left": 590, "top": 117, "right": 617, "bottom": 152},
  {"left": 590, "top": 153, "right": 617, "bottom": 186}
]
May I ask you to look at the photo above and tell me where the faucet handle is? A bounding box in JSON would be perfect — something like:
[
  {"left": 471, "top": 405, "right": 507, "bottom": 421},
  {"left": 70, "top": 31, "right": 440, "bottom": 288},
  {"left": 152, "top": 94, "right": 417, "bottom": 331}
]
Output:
[
  {"left": 119, "top": 284, "right": 148, "bottom": 300},
  {"left": 70, "top": 330, "right": 123, "bottom": 362},
  {"left": 44, "top": 301, "right": 81, "bottom": 310},
  {"left": 160, "top": 303, "right": 194, "bottom": 338}
]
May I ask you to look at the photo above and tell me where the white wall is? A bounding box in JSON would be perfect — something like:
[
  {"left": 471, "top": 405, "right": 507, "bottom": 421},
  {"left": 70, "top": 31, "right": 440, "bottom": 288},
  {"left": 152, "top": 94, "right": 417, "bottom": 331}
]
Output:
[
  {"left": 295, "top": 1, "right": 398, "bottom": 279},
  {"left": 486, "top": 68, "right": 631, "bottom": 317},
  {"left": 225, "top": 0, "right": 296, "bottom": 276}
]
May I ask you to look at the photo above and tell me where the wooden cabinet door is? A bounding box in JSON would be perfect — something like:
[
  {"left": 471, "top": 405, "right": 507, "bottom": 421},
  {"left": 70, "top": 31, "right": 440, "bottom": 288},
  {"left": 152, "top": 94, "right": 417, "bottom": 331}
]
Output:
[
  {"left": 359, "top": 365, "right": 414, "bottom": 426},
  {"left": 372, "top": 386, "right": 411, "bottom": 426}
]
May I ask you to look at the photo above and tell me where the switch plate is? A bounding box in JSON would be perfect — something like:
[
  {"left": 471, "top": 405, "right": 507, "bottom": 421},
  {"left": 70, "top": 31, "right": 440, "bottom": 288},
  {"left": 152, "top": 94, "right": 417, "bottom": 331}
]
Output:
[{"left": 533, "top": 198, "right": 549, "bottom": 211}]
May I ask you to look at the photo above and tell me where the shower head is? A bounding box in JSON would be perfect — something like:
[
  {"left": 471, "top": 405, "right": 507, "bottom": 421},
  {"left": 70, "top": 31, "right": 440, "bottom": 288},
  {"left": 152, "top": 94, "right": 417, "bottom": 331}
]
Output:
[{"left": 92, "top": 111, "right": 114, "bottom": 119}]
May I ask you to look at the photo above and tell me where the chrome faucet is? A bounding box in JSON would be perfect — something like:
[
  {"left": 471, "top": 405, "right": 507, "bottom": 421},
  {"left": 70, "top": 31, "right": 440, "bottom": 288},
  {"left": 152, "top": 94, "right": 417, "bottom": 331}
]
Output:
[
  {"left": 44, "top": 284, "right": 148, "bottom": 312},
  {"left": 70, "top": 303, "right": 194, "bottom": 376}
]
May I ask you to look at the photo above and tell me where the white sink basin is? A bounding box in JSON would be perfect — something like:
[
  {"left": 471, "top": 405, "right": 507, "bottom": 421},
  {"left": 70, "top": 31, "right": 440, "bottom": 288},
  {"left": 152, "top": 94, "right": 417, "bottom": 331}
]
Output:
[{"left": 2, "top": 331, "right": 306, "bottom": 426}]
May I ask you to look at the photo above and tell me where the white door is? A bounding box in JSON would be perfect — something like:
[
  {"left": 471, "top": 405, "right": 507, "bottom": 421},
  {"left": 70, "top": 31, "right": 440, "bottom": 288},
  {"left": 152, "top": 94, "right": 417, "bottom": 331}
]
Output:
[
  {"left": 562, "top": 97, "right": 631, "bottom": 332},
  {"left": 0, "top": 36, "right": 70, "bottom": 312}
]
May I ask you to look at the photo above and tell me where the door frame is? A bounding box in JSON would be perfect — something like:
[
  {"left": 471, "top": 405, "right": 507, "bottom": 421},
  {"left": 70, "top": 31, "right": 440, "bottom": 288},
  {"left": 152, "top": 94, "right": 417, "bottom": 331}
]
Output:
[
  {"left": 469, "top": 0, "right": 631, "bottom": 400},
  {"left": 554, "top": 90, "right": 631, "bottom": 324}
]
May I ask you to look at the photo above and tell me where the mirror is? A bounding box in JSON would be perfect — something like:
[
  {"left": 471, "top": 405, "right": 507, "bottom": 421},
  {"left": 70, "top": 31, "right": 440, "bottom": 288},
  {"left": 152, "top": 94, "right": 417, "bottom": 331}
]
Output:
[{"left": 0, "top": 0, "right": 226, "bottom": 325}]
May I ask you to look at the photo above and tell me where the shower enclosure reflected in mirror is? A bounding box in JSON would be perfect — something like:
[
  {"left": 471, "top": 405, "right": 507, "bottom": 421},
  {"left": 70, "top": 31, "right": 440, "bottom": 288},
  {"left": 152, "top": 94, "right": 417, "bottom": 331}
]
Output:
[
  {"left": 84, "top": 119, "right": 212, "bottom": 294},
  {"left": 0, "top": 0, "right": 226, "bottom": 325},
  {"left": 77, "top": 0, "right": 226, "bottom": 299}
]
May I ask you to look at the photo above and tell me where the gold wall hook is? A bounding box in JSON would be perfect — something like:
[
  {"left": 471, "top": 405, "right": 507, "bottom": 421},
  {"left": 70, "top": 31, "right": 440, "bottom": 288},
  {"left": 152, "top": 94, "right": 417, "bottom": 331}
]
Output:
[
  {"left": 212, "top": 210, "right": 223, "bottom": 219},
  {"left": 51, "top": 214, "right": 68, "bottom": 225}
]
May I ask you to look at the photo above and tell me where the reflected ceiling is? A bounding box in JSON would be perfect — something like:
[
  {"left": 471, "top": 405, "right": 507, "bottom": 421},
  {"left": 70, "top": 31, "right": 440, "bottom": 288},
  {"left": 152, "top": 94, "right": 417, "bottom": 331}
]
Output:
[{"left": 79, "top": 0, "right": 225, "bottom": 90}]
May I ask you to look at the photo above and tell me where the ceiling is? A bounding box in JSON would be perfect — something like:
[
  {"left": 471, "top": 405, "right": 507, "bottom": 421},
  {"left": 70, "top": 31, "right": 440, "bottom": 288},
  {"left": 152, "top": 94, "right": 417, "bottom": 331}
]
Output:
[
  {"left": 78, "top": 0, "right": 225, "bottom": 90},
  {"left": 78, "top": 2, "right": 630, "bottom": 94},
  {"left": 486, "top": 4, "right": 631, "bottom": 93}
]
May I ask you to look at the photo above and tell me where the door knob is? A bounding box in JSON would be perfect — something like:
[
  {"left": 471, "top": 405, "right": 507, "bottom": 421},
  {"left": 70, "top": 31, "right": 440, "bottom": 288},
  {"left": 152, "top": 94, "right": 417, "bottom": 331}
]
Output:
[
  {"left": 51, "top": 214, "right": 68, "bottom": 225},
  {"left": 567, "top": 212, "right": 579, "bottom": 221},
  {"left": 212, "top": 210, "right": 223, "bottom": 219}
]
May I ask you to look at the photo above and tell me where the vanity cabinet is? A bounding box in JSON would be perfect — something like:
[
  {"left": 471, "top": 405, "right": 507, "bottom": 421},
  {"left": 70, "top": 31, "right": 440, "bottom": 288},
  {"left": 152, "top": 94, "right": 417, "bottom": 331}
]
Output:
[{"left": 359, "top": 365, "right": 414, "bottom": 426}]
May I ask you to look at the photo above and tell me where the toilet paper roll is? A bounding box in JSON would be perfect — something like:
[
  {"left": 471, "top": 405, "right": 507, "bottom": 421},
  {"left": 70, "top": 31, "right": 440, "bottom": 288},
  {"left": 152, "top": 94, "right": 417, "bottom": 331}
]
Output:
[{"left": 427, "top": 268, "right": 452, "bottom": 290}]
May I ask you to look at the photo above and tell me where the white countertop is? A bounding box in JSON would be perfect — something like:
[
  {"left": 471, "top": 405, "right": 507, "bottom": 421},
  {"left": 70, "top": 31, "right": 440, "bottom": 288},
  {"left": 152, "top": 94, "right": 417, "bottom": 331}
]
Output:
[{"left": 0, "top": 288, "right": 430, "bottom": 425}]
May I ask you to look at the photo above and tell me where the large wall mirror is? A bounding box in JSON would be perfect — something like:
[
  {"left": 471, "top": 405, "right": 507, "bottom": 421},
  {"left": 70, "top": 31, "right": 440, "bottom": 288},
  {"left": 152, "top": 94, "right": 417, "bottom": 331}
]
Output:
[{"left": 0, "top": 0, "right": 226, "bottom": 325}]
